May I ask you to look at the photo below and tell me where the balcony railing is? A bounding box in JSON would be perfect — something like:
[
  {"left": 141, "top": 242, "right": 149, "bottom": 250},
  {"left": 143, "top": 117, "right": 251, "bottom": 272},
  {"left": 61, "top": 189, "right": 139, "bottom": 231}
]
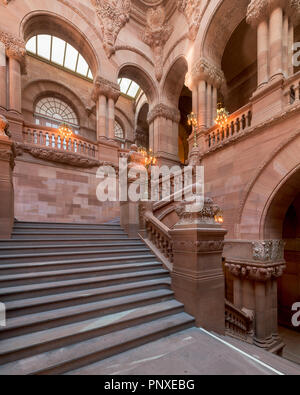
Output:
[
  {"left": 283, "top": 71, "right": 300, "bottom": 108},
  {"left": 205, "top": 104, "right": 253, "bottom": 151},
  {"left": 22, "top": 124, "right": 98, "bottom": 159}
]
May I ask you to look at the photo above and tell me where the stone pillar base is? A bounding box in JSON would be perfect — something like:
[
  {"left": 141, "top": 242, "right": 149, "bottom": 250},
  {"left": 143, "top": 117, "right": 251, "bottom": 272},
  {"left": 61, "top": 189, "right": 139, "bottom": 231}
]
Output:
[
  {"left": 170, "top": 198, "right": 227, "bottom": 335},
  {"left": 98, "top": 137, "right": 119, "bottom": 166}
]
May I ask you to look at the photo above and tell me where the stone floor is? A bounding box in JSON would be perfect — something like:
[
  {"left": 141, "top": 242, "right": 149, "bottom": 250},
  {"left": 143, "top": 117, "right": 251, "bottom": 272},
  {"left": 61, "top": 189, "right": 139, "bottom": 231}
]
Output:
[
  {"left": 67, "top": 328, "right": 300, "bottom": 376},
  {"left": 279, "top": 326, "right": 300, "bottom": 365}
]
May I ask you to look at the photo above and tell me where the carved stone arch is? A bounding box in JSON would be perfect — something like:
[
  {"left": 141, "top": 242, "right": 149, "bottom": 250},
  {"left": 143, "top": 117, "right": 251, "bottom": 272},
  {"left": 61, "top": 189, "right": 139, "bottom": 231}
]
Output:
[
  {"left": 22, "top": 79, "right": 89, "bottom": 129},
  {"left": 20, "top": 10, "right": 101, "bottom": 78},
  {"left": 239, "top": 130, "right": 300, "bottom": 240},
  {"left": 161, "top": 56, "right": 189, "bottom": 108},
  {"left": 118, "top": 64, "right": 158, "bottom": 107},
  {"left": 197, "top": 0, "right": 249, "bottom": 67}
]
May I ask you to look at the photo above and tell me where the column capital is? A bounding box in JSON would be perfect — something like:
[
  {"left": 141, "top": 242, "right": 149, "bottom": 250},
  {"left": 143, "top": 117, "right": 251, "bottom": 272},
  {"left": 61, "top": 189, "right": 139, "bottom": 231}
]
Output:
[
  {"left": 247, "top": 0, "right": 300, "bottom": 27},
  {"left": 92, "top": 76, "right": 120, "bottom": 103},
  {"left": 188, "top": 58, "right": 225, "bottom": 89},
  {"left": 0, "top": 30, "right": 26, "bottom": 69},
  {"left": 225, "top": 239, "right": 286, "bottom": 282},
  {"left": 147, "top": 103, "right": 180, "bottom": 124}
]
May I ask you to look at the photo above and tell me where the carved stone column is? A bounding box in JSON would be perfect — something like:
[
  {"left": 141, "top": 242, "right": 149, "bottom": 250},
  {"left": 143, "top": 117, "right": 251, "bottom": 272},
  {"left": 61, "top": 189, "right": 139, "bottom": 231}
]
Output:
[
  {"left": 92, "top": 76, "right": 120, "bottom": 141},
  {"left": 190, "top": 58, "right": 225, "bottom": 147},
  {"left": 0, "top": 31, "right": 25, "bottom": 115},
  {"left": 247, "top": 0, "right": 300, "bottom": 85},
  {"left": 225, "top": 239, "right": 286, "bottom": 352},
  {"left": 92, "top": 77, "right": 120, "bottom": 164},
  {"left": 0, "top": 42, "right": 6, "bottom": 109},
  {"left": 170, "top": 198, "right": 227, "bottom": 334},
  {"left": 0, "top": 115, "right": 16, "bottom": 239},
  {"left": 147, "top": 104, "right": 181, "bottom": 166}
]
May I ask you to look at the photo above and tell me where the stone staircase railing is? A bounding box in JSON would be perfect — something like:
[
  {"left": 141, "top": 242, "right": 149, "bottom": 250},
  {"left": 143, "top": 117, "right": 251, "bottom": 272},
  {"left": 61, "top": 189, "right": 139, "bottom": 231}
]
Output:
[
  {"left": 142, "top": 210, "right": 173, "bottom": 272},
  {"left": 22, "top": 124, "right": 98, "bottom": 159},
  {"left": 225, "top": 300, "right": 254, "bottom": 344},
  {"left": 204, "top": 103, "right": 253, "bottom": 151}
]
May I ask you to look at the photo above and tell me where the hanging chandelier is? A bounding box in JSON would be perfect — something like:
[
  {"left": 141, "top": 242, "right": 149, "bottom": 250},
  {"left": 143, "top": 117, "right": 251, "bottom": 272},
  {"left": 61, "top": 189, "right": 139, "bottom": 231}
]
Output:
[
  {"left": 214, "top": 209, "right": 224, "bottom": 225},
  {"left": 58, "top": 123, "right": 73, "bottom": 139},
  {"left": 215, "top": 103, "right": 229, "bottom": 128},
  {"left": 138, "top": 147, "right": 157, "bottom": 168}
]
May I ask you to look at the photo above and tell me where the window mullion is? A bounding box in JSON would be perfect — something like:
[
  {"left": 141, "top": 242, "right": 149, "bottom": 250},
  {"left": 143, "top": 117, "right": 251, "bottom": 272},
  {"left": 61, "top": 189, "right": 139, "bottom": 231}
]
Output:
[
  {"left": 75, "top": 52, "right": 80, "bottom": 73},
  {"left": 63, "top": 42, "right": 67, "bottom": 68}
]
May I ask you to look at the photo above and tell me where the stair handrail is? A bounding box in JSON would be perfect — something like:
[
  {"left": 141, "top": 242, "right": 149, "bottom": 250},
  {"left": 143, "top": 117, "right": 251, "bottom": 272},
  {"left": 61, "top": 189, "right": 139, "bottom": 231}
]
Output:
[{"left": 225, "top": 299, "right": 254, "bottom": 343}]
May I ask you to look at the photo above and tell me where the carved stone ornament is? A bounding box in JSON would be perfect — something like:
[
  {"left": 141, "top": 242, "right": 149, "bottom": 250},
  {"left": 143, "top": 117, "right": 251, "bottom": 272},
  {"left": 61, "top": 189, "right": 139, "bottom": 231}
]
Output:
[
  {"left": 177, "top": 0, "right": 207, "bottom": 41},
  {"left": 225, "top": 261, "right": 286, "bottom": 282},
  {"left": 252, "top": 240, "right": 285, "bottom": 262},
  {"left": 147, "top": 104, "right": 181, "bottom": 124},
  {"left": 142, "top": 6, "right": 173, "bottom": 81},
  {"left": 190, "top": 58, "right": 225, "bottom": 89},
  {"left": 247, "top": 0, "right": 300, "bottom": 26},
  {"left": 173, "top": 239, "right": 224, "bottom": 253},
  {"left": 92, "top": 76, "right": 120, "bottom": 103},
  {"left": 91, "top": 0, "right": 131, "bottom": 58},
  {"left": 175, "top": 197, "right": 220, "bottom": 225},
  {"left": 0, "top": 30, "right": 26, "bottom": 66}
]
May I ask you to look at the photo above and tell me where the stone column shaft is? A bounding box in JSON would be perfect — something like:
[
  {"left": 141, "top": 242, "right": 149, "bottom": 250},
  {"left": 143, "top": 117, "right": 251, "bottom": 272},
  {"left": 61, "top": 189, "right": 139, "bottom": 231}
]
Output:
[
  {"left": 0, "top": 43, "right": 6, "bottom": 109},
  {"left": 212, "top": 86, "right": 218, "bottom": 125},
  {"left": 108, "top": 97, "right": 115, "bottom": 140},
  {"left": 257, "top": 19, "right": 269, "bottom": 86},
  {"left": 206, "top": 84, "right": 212, "bottom": 128},
  {"left": 288, "top": 21, "right": 294, "bottom": 77},
  {"left": 97, "top": 95, "right": 107, "bottom": 140},
  {"left": 269, "top": 7, "right": 284, "bottom": 80},
  {"left": 197, "top": 80, "right": 207, "bottom": 129},
  {"left": 9, "top": 57, "right": 21, "bottom": 113},
  {"left": 283, "top": 14, "right": 289, "bottom": 78}
]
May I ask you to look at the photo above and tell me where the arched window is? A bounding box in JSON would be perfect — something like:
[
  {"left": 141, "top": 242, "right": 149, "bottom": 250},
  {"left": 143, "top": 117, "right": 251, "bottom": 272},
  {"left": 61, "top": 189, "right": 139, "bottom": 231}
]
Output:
[
  {"left": 115, "top": 121, "right": 124, "bottom": 140},
  {"left": 34, "top": 97, "right": 79, "bottom": 132},
  {"left": 26, "top": 35, "right": 93, "bottom": 80}
]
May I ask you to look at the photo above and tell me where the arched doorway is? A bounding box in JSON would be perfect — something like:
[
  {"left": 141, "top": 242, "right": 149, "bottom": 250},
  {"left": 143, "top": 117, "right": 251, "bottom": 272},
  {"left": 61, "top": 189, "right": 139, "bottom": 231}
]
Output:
[
  {"left": 264, "top": 169, "right": 300, "bottom": 364},
  {"left": 136, "top": 103, "right": 149, "bottom": 149}
]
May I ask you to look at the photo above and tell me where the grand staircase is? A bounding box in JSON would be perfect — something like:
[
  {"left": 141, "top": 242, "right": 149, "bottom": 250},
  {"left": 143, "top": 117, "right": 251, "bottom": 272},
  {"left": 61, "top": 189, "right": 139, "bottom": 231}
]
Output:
[{"left": 0, "top": 221, "right": 194, "bottom": 375}]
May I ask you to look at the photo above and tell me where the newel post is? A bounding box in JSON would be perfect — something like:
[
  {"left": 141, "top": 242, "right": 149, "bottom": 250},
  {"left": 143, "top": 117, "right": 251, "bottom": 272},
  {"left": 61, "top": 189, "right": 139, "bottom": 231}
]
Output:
[
  {"left": 225, "top": 240, "right": 286, "bottom": 352},
  {"left": 120, "top": 144, "right": 146, "bottom": 238},
  {"left": 170, "top": 198, "right": 227, "bottom": 334},
  {"left": 0, "top": 115, "right": 16, "bottom": 239}
]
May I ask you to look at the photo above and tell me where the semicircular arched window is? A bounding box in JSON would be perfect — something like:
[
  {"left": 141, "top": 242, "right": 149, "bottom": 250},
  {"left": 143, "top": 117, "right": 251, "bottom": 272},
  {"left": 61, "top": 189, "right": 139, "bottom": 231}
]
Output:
[
  {"left": 114, "top": 121, "right": 124, "bottom": 140},
  {"left": 34, "top": 97, "right": 79, "bottom": 132},
  {"left": 26, "top": 35, "right": 93, "bottom": 80}
]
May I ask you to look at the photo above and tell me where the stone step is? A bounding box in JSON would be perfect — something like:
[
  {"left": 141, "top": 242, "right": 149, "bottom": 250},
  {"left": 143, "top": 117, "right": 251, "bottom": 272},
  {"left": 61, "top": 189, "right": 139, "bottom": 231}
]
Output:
[
  {"left": 0, "top": 238, "right": 140, "bottom": 246},
  {"left": 0, "top": 269, "right": 170, "bottom": 301},
  {"left": 0, "top": 248, "right": 152, "bottom": 263},
  {"left": 0, "top": 256, "right": 158, "bottom": 275},
  {"left": 7, "top": 237, "right": 131, "bottom": 245},
  {"left": 0, "top": 300, "right": 185, "bottom": 365},
  {"left": 0, "top": 242, "right": 144, "bottom": 255},
  {"left": 0, "top": 313, "right": 194, "bottom": 375},
  {"left": 12, "top": 229, "right": 125, "bottom": 235},
  {"left": 0, "top": 261, "right": 162, "bottom": 286},
  {"left": 13, "top": 224, "right": 122, "bottom": 231},
  {"left": 5, "top": 278, "right": 172, "bottom": 318},
  {"left": 0, "top": 289, "right": 175, "bottom": 340},
  {"left": 14, "top": 221, "right": 121, "bottom": 228}
]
